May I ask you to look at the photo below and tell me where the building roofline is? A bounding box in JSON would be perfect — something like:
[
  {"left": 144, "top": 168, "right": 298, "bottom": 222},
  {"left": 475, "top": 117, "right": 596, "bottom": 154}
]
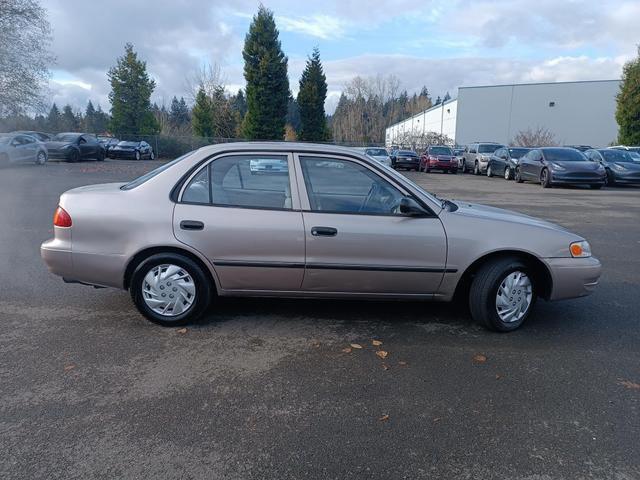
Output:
[
  {"left": 387, "top": 98, "right": 457, "bottom": 129},
  {"left": 458, "top": 79, "right": 620, "bottom": 90}
]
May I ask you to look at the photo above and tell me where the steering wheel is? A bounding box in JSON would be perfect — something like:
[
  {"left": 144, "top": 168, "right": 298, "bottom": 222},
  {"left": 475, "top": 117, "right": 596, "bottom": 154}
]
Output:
[{"left": 359, "top": 183, "right": 380, "bottom": 212}]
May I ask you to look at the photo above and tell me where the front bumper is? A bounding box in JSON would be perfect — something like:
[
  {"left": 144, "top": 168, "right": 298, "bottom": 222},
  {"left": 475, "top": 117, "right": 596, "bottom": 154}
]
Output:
[
  {"left": 550, "top": 171, "right": 606, "bottom": 185},
  {"left": 110, "top": 150, "right": 138, "bottom": 159},
  {"left": 545, "top": 256, "right": 602, "bottom": 301},
  {"left": 395, "top": 159, "right": 419, "bottom": 168},
  {"left": 430, "top": 161, "right": 457, "bottom": 171},
  {"left": 611, "top": 170, "right": 640, "bottom": 185},
  {"left": 47, "top": 150, "right": 73, "bottom": 160}
]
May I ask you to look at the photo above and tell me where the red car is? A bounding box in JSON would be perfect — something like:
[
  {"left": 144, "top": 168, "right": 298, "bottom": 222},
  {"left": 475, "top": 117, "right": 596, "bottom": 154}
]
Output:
[{"left": 420, "top": 145, "right": 458, "bottom": 173}]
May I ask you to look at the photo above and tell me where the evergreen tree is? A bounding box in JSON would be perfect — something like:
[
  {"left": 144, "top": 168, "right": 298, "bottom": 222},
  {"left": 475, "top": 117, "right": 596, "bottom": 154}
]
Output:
[
  {"left": 241, "top": 6, "right": 289, "bottom": 140},
  {"left": 434, "top": 95, "right": 442, "bottom": 106},
  {"left": 60, "top": 104, "right": 78, "bottom": 131},
  {"left": 443, "top": 91, "right": 451, "bottom": 102},
  {"left": 169, "top": 96, "right": 190, "bottom": 127},
  {"left": 108, "top": 43, "right": 159, "bottom": 134},
  {"left": 191, "top": 87, "right": 214, "bottom": 137},
  {"left": 84, "top": 100, "right": 96, "bottom": 132},
  {"left": 46, "top": 103, "right": 61, "bottom": 132},
  {"left": 232, "top": 89, "right": 247, "bottom": 118},
  {"left": 286, "top": 96, "right": 301, "bottom": 132},
  {"left": 93, "top": 105, "right": 110, "bottom": 133},
  {"left": 297, "top": 47, "right": 328, "bottom": 141},
  {"left": 616, "top": 47, "right": 640, "bottom": 145}
]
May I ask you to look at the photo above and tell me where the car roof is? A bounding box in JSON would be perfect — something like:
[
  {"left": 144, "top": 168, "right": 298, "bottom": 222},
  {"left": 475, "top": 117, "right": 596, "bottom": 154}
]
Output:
[{"left": 195, "top": 142, "right": 396, "bottom": 157}]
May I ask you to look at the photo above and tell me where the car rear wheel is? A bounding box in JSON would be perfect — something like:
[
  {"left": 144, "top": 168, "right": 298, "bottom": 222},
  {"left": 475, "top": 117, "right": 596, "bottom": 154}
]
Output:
[
  {"left": 515, "top": 167, "right": 524, "bottom": 183},
  {"left": 135, "top": 151, "right": 141, "bottom": 161},
  {"left": 605, "top": 169, "right": 615, "bottom": 186},
  {"left": 486, "top": 165, "right": 493, "bottom": 177},
  {"left": 150, "top": 150, "right": 155, "bottom": 160},
  {"left": 541, "top": 168, "right": 552, "bottom": 188},
  {"left": 35, "top": 151, "right": 47, "bottom": 165},
  {"left": 130, "top": 253, "right": 212, "bottom": 327},
  {"left": 504, "top": 166, "right": 511, "bottom": 180},
  {"left": 474, "top": 161, "right": 480, "bottom": 175},
  {"left": 469, "top": 257, "right": 536, "bottom": 332},
  {"left": 97, "top": 150, "right": 105, "bottom": 161},
  {"left": 68, "top": 150, "right": 79, "bottom": 163}
]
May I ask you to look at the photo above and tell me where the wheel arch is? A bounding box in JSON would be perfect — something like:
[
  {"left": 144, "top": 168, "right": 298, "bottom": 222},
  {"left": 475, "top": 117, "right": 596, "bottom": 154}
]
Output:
[
  {"left": 453, "top": 250, "right": 553, "bottom": 302},
  {"left": 123, "top": 245, "right": 218, "bottom": 292}
]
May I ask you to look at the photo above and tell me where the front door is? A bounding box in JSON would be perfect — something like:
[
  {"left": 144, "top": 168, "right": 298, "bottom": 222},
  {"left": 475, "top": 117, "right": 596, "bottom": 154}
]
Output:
[
  {"left": 295, "top": 154, "right": 447, "bottom": 294},
  {"left": 173, "top": 153, "right": 305, "bottom": 292}
]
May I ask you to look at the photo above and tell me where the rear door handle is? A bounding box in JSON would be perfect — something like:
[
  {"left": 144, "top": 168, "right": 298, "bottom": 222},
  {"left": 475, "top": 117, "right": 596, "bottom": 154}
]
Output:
[
  {"left": 311, "top": 226, "right": 337, "bottom": 237},
  {"left": 180, "top": 220, "right": 204, "bottom": 231}
]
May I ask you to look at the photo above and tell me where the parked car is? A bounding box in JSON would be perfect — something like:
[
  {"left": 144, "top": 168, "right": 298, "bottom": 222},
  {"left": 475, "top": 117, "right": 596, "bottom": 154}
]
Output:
[
  {"left": 420, "top": 145, "right": 458, "bottom": 173},
  {"left": 363, "top": 147, "right": 392, "bottom": 167},
  {"left": 249, "top": 157, "right": 289, "bottom": 174},
  {"left": 0, "top": 133, "right": 48, "bottom": 165},
  {"left": 487, "top": 147, "right": 531, "bottom": 180},
  {"left": 608, "top": 145, "right": 640, "bottom": 154},
  {"left": 392, "top": 150, "right": 420, "bottom": 170},
  {"left": 41, "top": 142, "right": 601, "bottom": 332},
  {"left": 12, "top": 130, "right": 52, "bottom": 142},
  {"left": 388, "top": 145, "right": 400, "bottom": 162},
  {"left": 584, "top": 148, "right": 640, "bottom": 186},
  {"left": 109, "top": 140, "right": 155, "bottom": 160},
  {"left": 515, "top": 147, "right": 606, "bottom": 189},
  {"left": 45, "top": 133, "right": 105, "bottom": 162},
  {"left": 98, "top": 136, "right": 120, "bottom": 155},
  {"left": 453, "top": 148, "right": 465, "bottom": 169},
  {"left": 462, "top": 142, "right": 504, "bottom": 174}
]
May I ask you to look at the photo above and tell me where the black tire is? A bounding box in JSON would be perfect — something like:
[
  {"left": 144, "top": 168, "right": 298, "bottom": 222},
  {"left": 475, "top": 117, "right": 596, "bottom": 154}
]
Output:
[
  {"left": 540, "top": 168, "right": 552, "bottom": 188},
  {"left": 451, "top": 169, "right": 457, "bottom": 174},
  {"left": 605, "top": 169, "right": 615, "bottom": 186},
  {"left": 590, "top": 184, "right": 603, "bottom": 190},
  {"left": 150, "top": 150, "right": 155, "bottom": 160},
  {"left": 474, "top": 161, "right": 480, "bottom": 175},
  {"left": 67, "top": 149, "right": 80, "bottom": 163},
  {"left": 469, "top": 257, "right": 536, "bottom": 332},
  {"left": 130, "top": 253, "right": 213, "bottom": 327},
  {"left": 135, "top": 150, "right": 141, "bottom": 161},
  {"left": 461, "top": 160, "right": 467, "bottom": 173},
  {"left": 515, "top": 167, "right": 524, "bottom": 183},
  {"left": 504, "top": 166, "right": 511, "bottom": 180},
  {"left": 486, "top": 165, "right": 493, "bottom": 177},
  {"left": 35, "top": 150, "right": 47, "bottom": 165},
  {"left": 97, "top": 149, "right": 105, "bottom": 161}
]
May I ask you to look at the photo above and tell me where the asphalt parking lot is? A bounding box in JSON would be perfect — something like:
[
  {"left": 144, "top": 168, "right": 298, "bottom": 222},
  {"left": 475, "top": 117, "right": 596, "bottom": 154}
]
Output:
[{"left": 1, "top": 159, "right": 639, "bottom": 480}]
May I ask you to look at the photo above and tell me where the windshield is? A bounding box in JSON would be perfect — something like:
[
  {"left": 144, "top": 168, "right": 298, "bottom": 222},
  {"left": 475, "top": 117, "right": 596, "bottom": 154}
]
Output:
[
  {"left": 121, "top": 151, "right": 195, "bottom": 190},
  {"left": 544, "top": 148, "right": 587, "bottom": 162},
  {"left": 601, "top": 150, "right": 636, "bottom": 163},
  {"left": 478, "top": 144, "right": 503, "bottom": 153},
  {"left": 509, "top": 148, "right": 530, "bottom": 159},
  {"left": 365, "top": 148, "right": 387, "bottom": 156},
  {"left": 118, "top": 141, "right": 139, "bottom": 147},
  {"left": 53, "top": 133, "right": 80, "bottom": 142},
  {"left": 628, "top": 152, "right": 640, "bottom": 162},
  {"left": 429, "top": 146, "right": 453, "bottom": 155}
]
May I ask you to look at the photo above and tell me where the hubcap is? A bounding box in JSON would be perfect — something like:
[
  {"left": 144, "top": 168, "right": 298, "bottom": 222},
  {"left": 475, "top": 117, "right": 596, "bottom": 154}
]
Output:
[
  {"left": 495, "top": 270, "right": 533, "bottom": 323},
  {"left": 37, "top": 152, "right": 45, "bottom": 164},
  {"left": 504, "top": 168, "right": 510, "bottom": 179},
  {"left": 142, "top": 264, "right": 196, "bottom": 317}
]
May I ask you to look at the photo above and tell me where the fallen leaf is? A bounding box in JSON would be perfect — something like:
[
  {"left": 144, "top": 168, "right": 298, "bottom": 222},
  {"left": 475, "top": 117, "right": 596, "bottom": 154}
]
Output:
[
  {"left": 350, "top": 343, "right": 363, "bottom": 349},
  {"left": 398, "top": 361, "right": 408, "bottom": 366},
  {"left": 176, "top": 328, "right": 187, "bottom": 334},
  {"left": 376, "top": 350, "right": 388, "bottom": 359},
  {"left": 495, "top": 374, "right": 502, "bottom": 380},
  {"left": 433, "top": 417, "right": 441, "bottom": 422},
  {"left": 64, "top": 364, "right": 75, "bottom": 371},
  {"left": 381, "top": 363, "right": 389, "bottom": 370},
  {"left": 619, "top": 380, "right": 640, "bottom": 390},
  {"left": 372, "top": 340, "right": 383, "bottom": 346},
  {"left": 472, "top": 354, "right": 487, "bottom": 364},
  {"left": 379, "top": 414, "right": 390, "bottom": 422},
  {"left": 341, "top": 347, "right": 352, "bottom": 354},
  {"left": 311, "top": 341, "right": 321, "bottom": 348}
]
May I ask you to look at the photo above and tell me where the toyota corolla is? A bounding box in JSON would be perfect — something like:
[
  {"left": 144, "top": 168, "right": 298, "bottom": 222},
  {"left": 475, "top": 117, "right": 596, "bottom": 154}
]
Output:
[{"left": 41, "top": 142, "right": 602, "bottom": 331}]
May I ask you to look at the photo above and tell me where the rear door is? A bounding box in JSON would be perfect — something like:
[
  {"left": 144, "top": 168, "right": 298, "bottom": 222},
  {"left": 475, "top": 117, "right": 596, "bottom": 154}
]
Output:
[
  {"left": 173, "top": 152, "right": 305, "bottom": 292},
  {"left": 294, "top": 154, "right": 447, "bottom": 294}
]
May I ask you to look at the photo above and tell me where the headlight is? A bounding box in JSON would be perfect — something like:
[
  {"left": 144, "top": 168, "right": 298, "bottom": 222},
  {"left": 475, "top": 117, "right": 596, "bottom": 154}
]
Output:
[
  {"left": 550, "top": 162, "right": 565, "bottom": 171},
  {"left": 570, "top": 241, "right": 591, "bottom": 258},
  {"left": 611, "top": 163, "right": 626, "bottom": 171}
]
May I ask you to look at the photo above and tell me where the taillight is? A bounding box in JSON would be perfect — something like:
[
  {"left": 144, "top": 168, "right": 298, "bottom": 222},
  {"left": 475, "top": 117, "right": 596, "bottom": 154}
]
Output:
[{"left": 53, "top": 206, "right": 72, "bottom": 227}]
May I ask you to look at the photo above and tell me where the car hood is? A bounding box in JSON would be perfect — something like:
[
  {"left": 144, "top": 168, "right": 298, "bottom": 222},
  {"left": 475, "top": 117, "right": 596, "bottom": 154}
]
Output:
[
  {"left": 451, "top": 201, "right": 567, "bottom": 232},
  {"left": 610, "top": 161, "right": 640, "bottom": 171},
  {"left": 45, "top": 141, "right": 74, "bottom": 149},
  {"left": 550, "top": 161, "right": 601, "bottom": 172}
]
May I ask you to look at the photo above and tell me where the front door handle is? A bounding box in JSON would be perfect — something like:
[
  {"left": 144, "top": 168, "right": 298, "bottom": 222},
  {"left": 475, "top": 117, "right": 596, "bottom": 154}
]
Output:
[
  {"left": 311, "top": 226, "right": 337, "bottom": 237},
  {"left": 180, "top": 220, "right": 204, "bottom": 231}
]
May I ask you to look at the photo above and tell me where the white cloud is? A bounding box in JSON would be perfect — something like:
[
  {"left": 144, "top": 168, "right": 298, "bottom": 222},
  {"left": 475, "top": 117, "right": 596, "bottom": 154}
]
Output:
[{"left": 277, "top": 14, "right": 349, "bottom": 40}]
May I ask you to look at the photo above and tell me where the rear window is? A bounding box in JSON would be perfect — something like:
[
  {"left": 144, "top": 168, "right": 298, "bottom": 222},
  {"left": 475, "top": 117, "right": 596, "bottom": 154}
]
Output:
[
  {"left": 429, "top": 146, "right": 453, "bottom": 155},
  {"left": 121, "top": 152, "right": 194, "bottom": 190},
  {"left": 478, "top": 144, "right": 503, "bottom": 153},
  {"left": 398, "top": 150, "right": 417, "bottom": 157},
  {"left": 543, "top": 149, "right": 587, "bottom": 162}
]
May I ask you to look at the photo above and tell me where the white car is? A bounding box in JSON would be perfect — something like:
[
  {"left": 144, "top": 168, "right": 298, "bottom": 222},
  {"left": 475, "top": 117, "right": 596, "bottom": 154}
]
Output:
[{"left": 362, "top": 147, "right": 392, "bottom": 167}]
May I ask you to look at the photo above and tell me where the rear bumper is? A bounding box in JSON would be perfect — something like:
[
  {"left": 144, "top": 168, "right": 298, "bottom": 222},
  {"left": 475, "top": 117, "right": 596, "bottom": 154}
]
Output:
[
  {"left": 41, "top": 238, "right": 74, "bottom": 279},
  {"left": 395, "top": 160, "right": 419, "bottom": 168},
  {"left": 545, "top": 256, "right": 602, "bottom": 301}
]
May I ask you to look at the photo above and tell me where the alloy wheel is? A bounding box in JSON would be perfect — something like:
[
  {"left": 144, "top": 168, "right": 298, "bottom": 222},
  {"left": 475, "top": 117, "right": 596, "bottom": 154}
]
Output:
[
  {"left": 495, "top": 271, "right": 533, "bottom": 323},
  {"left": 36, "top": 151, "right": 46, "bottom": 165},
  {"left": 142, "top": 264, "right": 196, "bottom": 317},
  {"left": 504, "top": 167, "right": 510, "bottom": 180},
  {"left": 487, "top": 166, "right": 492, "bottom": 177}
]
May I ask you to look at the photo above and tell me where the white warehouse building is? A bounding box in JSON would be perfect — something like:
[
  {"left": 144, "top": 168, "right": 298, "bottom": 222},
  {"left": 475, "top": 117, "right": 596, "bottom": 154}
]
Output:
[{"left": 386, "top": 79, "right": 621, "bottom": 148}]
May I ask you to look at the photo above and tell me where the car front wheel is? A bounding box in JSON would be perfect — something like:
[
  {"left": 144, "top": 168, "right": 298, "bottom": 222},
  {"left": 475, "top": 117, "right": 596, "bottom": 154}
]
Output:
[
  {"left": 541, "top": 168, "right": 552, "bottom": 188},
  {"left": 504, "top": 166, "right": 511, "bottom": 180},
  {"left": 469, "top": 257, "right": 536, "bottom": 332},
  {"left": 130, "top": 253, "right": 212, "bottom": 327},
  {"left": 35, "top": 151, "right": 47, "bottom": 165},
  {"left": 515, "top": 167, "right": 524, "bottom": 183},
  {"left": 486, "top": 165, "right": 493, "bottom": 177}
]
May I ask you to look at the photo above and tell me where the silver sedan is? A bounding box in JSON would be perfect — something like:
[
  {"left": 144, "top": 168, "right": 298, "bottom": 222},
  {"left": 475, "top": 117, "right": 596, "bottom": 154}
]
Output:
[
  {"left": 41, "top": 142, "right": 601, "bottom": 331},
  {"left": 0, "top": 133, "right": 48, "bottom": 165}
]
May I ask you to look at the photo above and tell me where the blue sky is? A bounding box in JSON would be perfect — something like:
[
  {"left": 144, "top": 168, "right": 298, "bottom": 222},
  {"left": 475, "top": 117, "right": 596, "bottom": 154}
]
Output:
[{"left": 43, "top": 0, "right": 637, "bottom": 114}]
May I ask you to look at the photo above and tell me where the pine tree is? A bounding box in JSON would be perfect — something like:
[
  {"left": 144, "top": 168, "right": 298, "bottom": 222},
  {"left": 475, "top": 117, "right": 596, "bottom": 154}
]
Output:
[
  {"left": 169, "top": 96, "right": 190, "bottom": 127},
  {"left": 434, "top": 95, "right": 442, "bottom": 106},
  {"left": 60, "top": 104, "right": 78, "bottom": 131},
  {"left": 241, "top": 6, "right": 289, "bottom": 140},
  {"left": 192, "top": 87, "right": 214, "bottom": 137},
  {"left": 232, "top": 89, "right": 247, "bottom": 118},
  {"left": 616, "top": 47, "right": 640, "bottom": 145},
  {"left": 297, "top": 47, "right": 328, "bottom": 141},
  {"left": 443, "top": 91, "right": 451, "bottom": 102},
  {"left": 84, "top": 100, "right": 96, "bottom": 132},
  {"left": 46, "top": 103, "right": 61, "bottom": 132},
  {"left": 108, "top": 43, "right": 159, "bottom": 135}
]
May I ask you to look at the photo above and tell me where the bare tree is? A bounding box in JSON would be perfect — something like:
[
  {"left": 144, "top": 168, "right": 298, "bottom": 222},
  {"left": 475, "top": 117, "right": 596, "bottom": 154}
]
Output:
[
  {"left": 0, "top": 0, "right": 54, "bottom": 116},
  {"left": 511, "top": 126, "right": 558, "bottom": 147},
  {"left": 184, "top": 63, "right": 226, "bottom": 103}
]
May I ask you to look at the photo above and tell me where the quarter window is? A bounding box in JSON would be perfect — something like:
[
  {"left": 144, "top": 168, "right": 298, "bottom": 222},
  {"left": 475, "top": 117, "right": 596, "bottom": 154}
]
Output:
[{"left": 300, "top": 156, "right": 405, "bottom": 215}]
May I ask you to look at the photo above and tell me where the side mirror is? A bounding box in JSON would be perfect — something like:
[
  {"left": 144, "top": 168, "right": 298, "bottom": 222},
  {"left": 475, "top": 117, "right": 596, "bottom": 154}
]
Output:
[{"left": 400, "top": 197, "right": 428, "bottom": 217}]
